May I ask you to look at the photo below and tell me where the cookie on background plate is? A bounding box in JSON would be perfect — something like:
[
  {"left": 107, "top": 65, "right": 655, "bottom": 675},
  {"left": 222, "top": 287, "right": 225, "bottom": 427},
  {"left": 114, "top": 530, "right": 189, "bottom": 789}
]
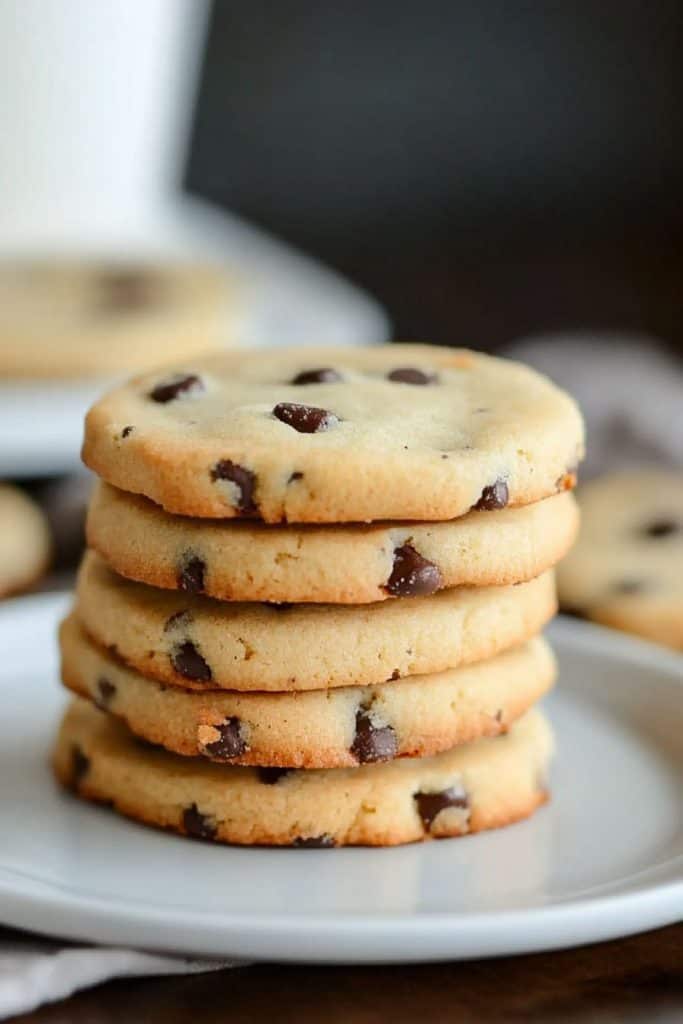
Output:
[
  {"left": 82, "top": 344, "right": 584, "bottom": 523},
  {"left": 0, "top": 259, "right": 235, "bottom": 378},
  {"left": 87, "top": 482, "right": 578, "bottom": 603},
  {"left": 75, "top": 551, "right": 557, "bottom": 692},
  {"left": 61, "top": 613, "right": 556, "bottom": 768},
  {"left": 558, "top": 470, "right": 683, "bottom": 650},
  {"left": 0, "top": 484, "right": 51, "bottom": 597},
  {"left": 54, "top": 698, "right": 554, "bottom": 847}
]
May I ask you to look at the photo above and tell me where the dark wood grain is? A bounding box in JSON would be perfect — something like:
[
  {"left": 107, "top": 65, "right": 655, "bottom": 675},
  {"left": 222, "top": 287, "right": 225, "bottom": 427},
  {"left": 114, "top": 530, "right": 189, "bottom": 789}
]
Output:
[{"left": 8, "top": 923, "right": 682, "bottom": 1023}]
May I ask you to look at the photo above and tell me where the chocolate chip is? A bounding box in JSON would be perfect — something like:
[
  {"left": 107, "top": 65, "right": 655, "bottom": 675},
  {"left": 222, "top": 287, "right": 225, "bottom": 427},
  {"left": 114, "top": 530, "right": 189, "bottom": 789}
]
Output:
[
  {"left": 292, "top": 834, "right": 335, "bottom": 848},
  {"left": 415, "top": 787, "right": 469, "bottom": 830},
  {"left": 98, "top": 269, "right": 153, "bottom": 311},
  {"left": 182, "top": 803, "right": 217, "bottom": 841},
  {"left": 149, "top": 373, "right": 204, "bottom": 404},
  {"left": 291, "top": 368, "right": 342, "bottom": 385},
  {"left": 473, "top": 479, "right": 509, "bottom": 510},
  {"left": 351, "top": 707, "right": 398, "bottom": 763},
  {"left": 201, "top": 718, "right": 247, "bottom": 759},
  {"left": 387, "top": 367, "right": 438, "bottom": 385},
  {"left": 95, "top": 677, "right": 116, "bottom": 710},
  {"left": 389, "top": 669, "right": 401, "bottom": 681},
  {"left": 273, "top": 402, "right": 339, "bottom": 433},
  {"left": 177, "top": 553, "right": 206, "bottom": 594},
  {"left": 644, "top": 519, "right": 679, "bottom": 538},
  {"left": 210, "top": 460, "right": 257, "bottom": 515},
  {"left": 164, "top": 609, "right": 192, "bottom": 632},
  {"left": 171, "top": 641, "right": 212, "bottom": 683},
  {"left": 614, "top": 578, "right": 644, "bottom": 595},
  {"left": 288, "top": 471, "right": 304, "bottom": 483},
  {"left": 384, "top": 544, "right": 442, "bottom": 597},
  {"left": 71, "top": 744, "right": 90, "bottom": 785},
  {"left": 121, "top": 425, "right": 134, "bottom": 438},
  {"left": 257, "top": 767, "right": 291, "bottom": 785}
]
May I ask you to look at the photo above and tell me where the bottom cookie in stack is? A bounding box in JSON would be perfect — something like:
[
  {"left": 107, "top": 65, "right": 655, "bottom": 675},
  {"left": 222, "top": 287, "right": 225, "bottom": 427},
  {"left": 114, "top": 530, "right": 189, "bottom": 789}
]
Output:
[{"left": 54, "top": 699, "right": 554, "bottom": 848}]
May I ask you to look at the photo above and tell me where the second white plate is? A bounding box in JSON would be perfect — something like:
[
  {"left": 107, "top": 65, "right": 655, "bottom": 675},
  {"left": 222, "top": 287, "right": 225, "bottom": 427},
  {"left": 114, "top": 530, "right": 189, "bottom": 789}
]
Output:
[{"left": 0, "top": 597, "right": 681, "bottom": 963}]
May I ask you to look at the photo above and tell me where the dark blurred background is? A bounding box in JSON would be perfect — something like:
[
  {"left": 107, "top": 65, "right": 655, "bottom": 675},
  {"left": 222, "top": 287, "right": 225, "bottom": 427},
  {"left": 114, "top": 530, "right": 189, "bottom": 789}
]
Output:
[{"left": 187, "top": 0, "right": 683, "bottom": 351}]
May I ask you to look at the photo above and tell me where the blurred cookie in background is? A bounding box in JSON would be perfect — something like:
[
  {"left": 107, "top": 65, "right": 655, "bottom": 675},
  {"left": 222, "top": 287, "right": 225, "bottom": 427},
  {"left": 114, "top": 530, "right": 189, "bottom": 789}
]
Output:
[
  {"left": 0, "top": 259, "right": 237, "bottom": 378},
  {"left": 0, "top": 483, "right": 51, "bottom": 597},
  {"left": 558, "top": 471, "right": 683, "bottom": 651}
]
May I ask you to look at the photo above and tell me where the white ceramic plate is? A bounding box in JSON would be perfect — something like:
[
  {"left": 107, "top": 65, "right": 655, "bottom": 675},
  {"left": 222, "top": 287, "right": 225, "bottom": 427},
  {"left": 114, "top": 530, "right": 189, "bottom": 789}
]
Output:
[
  {"left": 0, "top": 595, "right": 681, "bottom": 963},
  {"left": 0, "top": 197, "right": 389, "bottom": 478}
]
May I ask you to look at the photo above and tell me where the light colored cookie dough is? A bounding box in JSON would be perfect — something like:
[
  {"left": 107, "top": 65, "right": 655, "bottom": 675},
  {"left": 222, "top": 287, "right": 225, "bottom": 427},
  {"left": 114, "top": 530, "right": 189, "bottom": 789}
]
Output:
[
  {"left": 558, "top": 470, "right": 683, "bottom": 650},
  {"left": 87, "top": 482, "right": 578, "bottom": 603},
  {"left": 0, "top": 484, "right": 51, "bottom": 597},
  {"left": 81, "top": 344, "right": 584, "bottom": 523},
  {"left": 0, "top": 259, "right": 236, "bottom": 378},
  {"left": 75, "top": 550, "right": 557, "bottom": 692},
  {"left": 53, "top": 698, "right": 553, "bottom": 847},
  {"left": 61, "top": 613, "right": 556, "bottom": 768}
]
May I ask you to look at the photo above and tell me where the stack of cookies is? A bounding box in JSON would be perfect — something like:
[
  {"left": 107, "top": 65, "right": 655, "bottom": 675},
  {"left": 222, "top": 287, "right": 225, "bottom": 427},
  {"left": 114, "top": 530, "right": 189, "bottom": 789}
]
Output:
[{"left": 54, "top": 344, "right": 584, "bottom": 847}]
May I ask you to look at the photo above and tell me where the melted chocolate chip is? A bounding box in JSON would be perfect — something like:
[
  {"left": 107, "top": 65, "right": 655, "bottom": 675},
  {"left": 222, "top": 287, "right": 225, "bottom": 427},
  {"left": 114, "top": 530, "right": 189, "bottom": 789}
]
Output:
[
  {"left": 351, "top": 707, "right": 398, "bottom": 763},
  {"left": 292, "top": 834, "right": 335, "bottom": 848},
  {"left": 177, "top": 553, "right": 206, "bottom": 594},
  {"left": 288, "top": 471, "right": 304, "bottom": 483},
  {"left": 95, "top": 677, "right": 116, "bottom": 710},
  {"left": 273, "top": 402, "right": 339, "bottom": 433},
  {"left": 201, "top": 718, "right": 247, "bottom": 759},
  {"left": 210, "top": 460, "right": 257, "bottom": 515},
  {"left": 149, "top": 373, "right": 204, "bottom": 404},
  {"left": 171, "top": 641, "right": 212, "bottom": 683},
  {"left": 389, "top": 669, "right": 401, "bottom": 681},
  {"left": 384, "top": 544, "right": 442, "bottom": 597},
  {"left": 257, "top": 767, "right": 291, "bottom": 785},
  {"left": 387, "top": 367, "right": 438, "bottom": 385},
  {"left": 291, "top": 368, "right": 342, "bottom": 385},
  {"left": 415, "top": 787, "right": 469, "bottom": 830},
  {"left": 473, "top": 479, "right": 509, "bottom": 511},
  {"left": 71, "top": 744, "right": 90, "bottom": 785},
  {"left": 121, "top": 425, "right": 134, "bottom": 438},
  {"left": 644, "top": 518, "right": 679, "bottom": 538},
  {"left": 182, "top": 803, "right": 217, "bottom": 841}
]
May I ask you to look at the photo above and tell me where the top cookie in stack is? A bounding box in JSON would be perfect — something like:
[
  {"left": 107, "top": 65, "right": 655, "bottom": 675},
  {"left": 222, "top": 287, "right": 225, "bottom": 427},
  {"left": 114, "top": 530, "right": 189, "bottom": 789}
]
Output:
[{"left": 54, "top": 344, "right": 584, "bottom": 848}]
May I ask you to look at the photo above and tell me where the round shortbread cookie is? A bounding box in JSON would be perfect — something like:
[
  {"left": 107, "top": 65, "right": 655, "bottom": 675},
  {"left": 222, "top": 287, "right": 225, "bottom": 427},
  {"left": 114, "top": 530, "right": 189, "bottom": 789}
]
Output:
[
  {"left": 75, "top": 551, "right": 557, "bottom": 692},
  {"left": 81, "top": 344, "right": 584, "bottom": 523},
  {"left": 558, "top": 471, "right": 683, "bottom": 650},
  {"left": 0, "top": 485, "right": 51, "bottom": 597},
  {"left": 0, "top": 259, "right": 235, "bottom": 378},
  {"left": 53, "top": 699, "right": 553, "bottom": 847},
  {"left": 87, "top": 482, "right": 578, "bottom": 603},
  {"left": 60, "top": 613, "right": 556, "bottom": 768}
]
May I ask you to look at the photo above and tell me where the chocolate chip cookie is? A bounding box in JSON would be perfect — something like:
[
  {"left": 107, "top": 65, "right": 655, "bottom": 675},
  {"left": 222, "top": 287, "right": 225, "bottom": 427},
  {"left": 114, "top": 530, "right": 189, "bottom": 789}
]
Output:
[
  {"left": 54, "top": 698, "right": 553, "bottom": 846},
  {"left": 0, "top": 484, "right": 51, "bottom": 597},
  {"left": 75, "top": 551, "right": 557, "bottom": 692},
  {"left": 558, "top": 470, "right": 683, "bottom": 649},
  {"left": 0, "top": 259, "right": 234, "bottom": 378},
  {"left": 82, "top": 344, "right": 584, "bottom": 522},
  {"left": 87, "top": 481, "right": 578, "bottom": 603}
]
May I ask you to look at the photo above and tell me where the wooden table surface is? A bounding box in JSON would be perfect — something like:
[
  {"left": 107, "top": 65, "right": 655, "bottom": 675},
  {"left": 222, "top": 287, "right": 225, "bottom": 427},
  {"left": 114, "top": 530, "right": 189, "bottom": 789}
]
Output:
[{"left": 8, "top": 923, "right": 682, "bottom": 1022}]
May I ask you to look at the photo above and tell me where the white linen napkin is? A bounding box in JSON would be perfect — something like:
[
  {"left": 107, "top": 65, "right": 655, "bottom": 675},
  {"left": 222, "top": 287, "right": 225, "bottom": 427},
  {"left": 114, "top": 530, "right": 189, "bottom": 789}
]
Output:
[{"left": 0, "top": 930, "right": 240, "bottom": 1019}]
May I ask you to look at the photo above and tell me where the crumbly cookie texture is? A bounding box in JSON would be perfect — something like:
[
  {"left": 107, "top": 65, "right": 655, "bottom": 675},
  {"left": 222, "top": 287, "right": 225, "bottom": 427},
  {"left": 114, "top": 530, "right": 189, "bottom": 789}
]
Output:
[
  {"left": 81, "top": 344, "right": 584, "bottom": 523},
  {"left": 54, "top": 698, "right": 553, "bottom": 847},
  {"left": 0, "top": 484, "right": 51, "bottom": 597},
  {"left": 88, "top": 482, "right": 578, "bottom": 604},
  {"left": 0, "top": 259, "right": 235, "bottom": 378},
  {"left": 75, "top": 551, "right": 557, "bottom": 692},
  {"left": 60, "top": 613, "right": 556, "bottom": 768},
  {"left": 558, "top": 470, "right": 683, "bottom": 650}
]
